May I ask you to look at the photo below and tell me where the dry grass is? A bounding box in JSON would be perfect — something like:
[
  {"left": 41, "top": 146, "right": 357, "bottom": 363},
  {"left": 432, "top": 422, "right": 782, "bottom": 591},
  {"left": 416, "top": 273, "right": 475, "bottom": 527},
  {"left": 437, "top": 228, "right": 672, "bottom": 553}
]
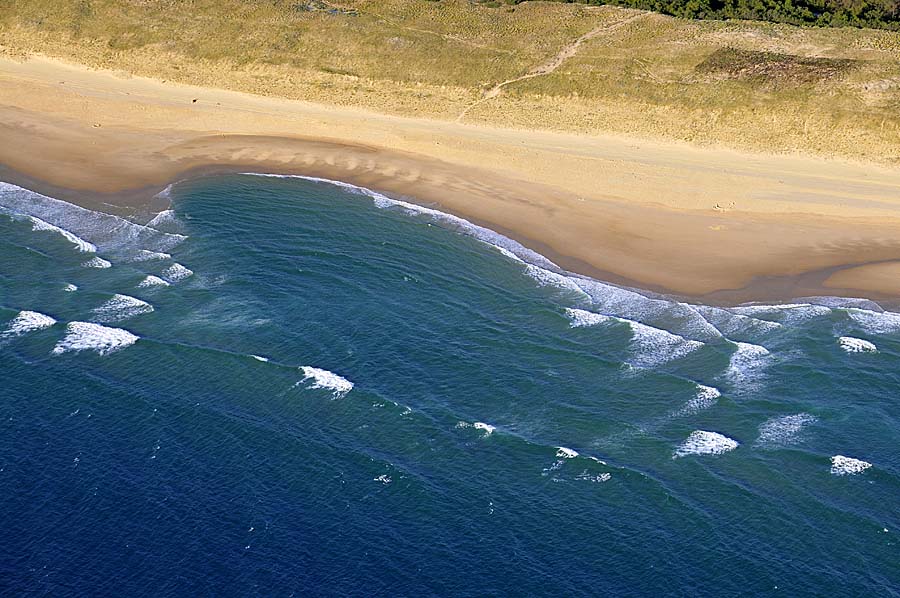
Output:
[{"left": 1, "top": 0, "right": 900, "bottom": 163}]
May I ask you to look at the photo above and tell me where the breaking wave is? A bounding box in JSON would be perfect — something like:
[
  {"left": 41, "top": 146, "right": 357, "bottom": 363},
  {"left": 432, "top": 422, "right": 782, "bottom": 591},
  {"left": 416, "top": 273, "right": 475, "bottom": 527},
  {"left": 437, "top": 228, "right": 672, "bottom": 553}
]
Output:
[
  {"left": 161, "top": 263, "right": 193, "bottom": 283},
  {"left": 830, "top": 455, "right": 872, "bottom": 476},
  {"left": 565, "top": 307, "right": 610, "bottom": 328},
  {"left": 297, "top": 366, "right": 354, "bottom": 398},
  {"left": 473, "top": 422, "right": 496, "bottom": 435},
  {"left": 51, "top": 321, "right": 139, "bottom": 356},
  {"left": 91, "top": 294, "right": 154, "bottom": 323},
  {"left": 137, "top": 275, "right": 170, "bottom": 288},
  {"left": 838, "top": 336, "right": 877, "bottom": 353},
  {"left": 844, "top": 308, "right": 900, "bottom": 335},
  {"left": 730, "top": 303, "right": 831, "bottom": 325},
  {"left": 2, "top": 310, "right": 57, "bottom": 337},
  {"left": 565, "top": 308, "right": 702, "bottom": 367},
  {"left": 0, "top": 182, "right": 186, "bottom": 259},
  {"left": 82, "top": 256, "right": 112, "bottom": 269},
  {"left": 130, "top": 250, "right": 172, "bottom": 262},
  {"left": 556, "top": 447, "right": 579, "bottom": 459},
  {"left": 675, "top": 384, "right": 722, "bottom": 416},
  {"left": 674, "top": 430, "right": 739, "bottom": 458},
  {"left": 724, "top": 341, "right": 771, "bottom": 388},
  {"left": 25, "top": 215, "right": 97, "bottom": 253},
  {"left": 755, "top": 413, "right": 818, "bottom": 448}
]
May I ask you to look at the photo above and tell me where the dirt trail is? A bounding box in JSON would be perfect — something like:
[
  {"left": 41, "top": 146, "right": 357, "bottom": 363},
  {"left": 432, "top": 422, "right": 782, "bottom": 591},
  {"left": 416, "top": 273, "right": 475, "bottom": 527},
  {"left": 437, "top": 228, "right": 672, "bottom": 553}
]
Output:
[{"left": 456, "top": 12, "right": 648, "bottom": 122}]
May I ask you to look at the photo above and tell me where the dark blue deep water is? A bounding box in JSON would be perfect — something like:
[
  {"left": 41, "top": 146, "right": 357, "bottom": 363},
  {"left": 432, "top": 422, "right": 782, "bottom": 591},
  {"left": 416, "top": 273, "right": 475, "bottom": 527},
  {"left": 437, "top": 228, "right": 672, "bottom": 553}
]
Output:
[{"left": 0, "top": 175, "right": 898, "bottom": 596}]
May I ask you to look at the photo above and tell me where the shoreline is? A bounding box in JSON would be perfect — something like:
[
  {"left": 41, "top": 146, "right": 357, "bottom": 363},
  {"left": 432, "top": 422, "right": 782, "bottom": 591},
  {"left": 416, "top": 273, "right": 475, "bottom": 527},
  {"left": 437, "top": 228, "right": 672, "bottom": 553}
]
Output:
[
  {"left": 4, "top": 55, "right": 900, "bottom": 304},
  {"left": 6, "top": 166, "right": 900, "bottom": 310}
]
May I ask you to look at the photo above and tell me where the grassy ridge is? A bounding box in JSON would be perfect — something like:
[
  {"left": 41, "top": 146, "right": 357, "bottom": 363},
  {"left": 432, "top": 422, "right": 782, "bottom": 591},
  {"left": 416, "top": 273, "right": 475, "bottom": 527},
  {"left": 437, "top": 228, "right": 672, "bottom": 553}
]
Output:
[{"left": 1, "top": 1, "right": 899, "bottom": 163}]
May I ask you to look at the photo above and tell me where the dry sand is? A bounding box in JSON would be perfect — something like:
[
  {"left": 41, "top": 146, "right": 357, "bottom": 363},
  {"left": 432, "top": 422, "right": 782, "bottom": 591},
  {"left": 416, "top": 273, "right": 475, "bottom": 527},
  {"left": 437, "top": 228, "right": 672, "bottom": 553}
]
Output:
[{"left": 3, "top": 54, "right": 900, "bottom": 302}]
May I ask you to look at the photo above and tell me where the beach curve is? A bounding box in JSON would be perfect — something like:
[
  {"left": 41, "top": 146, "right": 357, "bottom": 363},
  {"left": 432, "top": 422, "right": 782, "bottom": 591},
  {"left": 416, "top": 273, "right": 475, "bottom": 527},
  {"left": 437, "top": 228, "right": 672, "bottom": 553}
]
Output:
[{"left": 4, "top": 55, "right": 900, "bottom": 302}]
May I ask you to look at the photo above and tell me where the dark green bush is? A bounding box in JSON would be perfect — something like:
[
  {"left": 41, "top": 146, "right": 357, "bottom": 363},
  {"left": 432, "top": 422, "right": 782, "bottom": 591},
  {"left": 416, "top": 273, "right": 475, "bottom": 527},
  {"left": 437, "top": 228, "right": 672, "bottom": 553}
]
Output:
[{"left": 484, "top": 0, "right": 900, "bottom": 30}]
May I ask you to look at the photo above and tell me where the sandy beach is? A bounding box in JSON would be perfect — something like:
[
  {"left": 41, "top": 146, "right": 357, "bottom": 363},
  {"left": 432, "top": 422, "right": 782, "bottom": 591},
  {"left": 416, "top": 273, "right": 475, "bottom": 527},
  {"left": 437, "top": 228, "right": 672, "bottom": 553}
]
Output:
[{"left": 3, "top": 54, "right": 900, "bottom": 302}]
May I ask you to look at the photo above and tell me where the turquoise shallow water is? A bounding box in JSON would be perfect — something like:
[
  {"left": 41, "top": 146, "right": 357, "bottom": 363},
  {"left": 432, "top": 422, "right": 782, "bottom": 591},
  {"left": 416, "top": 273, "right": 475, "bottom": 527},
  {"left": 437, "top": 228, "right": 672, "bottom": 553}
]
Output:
[{"left": 0, "top": 175, "right": 898, "bottom": 596}]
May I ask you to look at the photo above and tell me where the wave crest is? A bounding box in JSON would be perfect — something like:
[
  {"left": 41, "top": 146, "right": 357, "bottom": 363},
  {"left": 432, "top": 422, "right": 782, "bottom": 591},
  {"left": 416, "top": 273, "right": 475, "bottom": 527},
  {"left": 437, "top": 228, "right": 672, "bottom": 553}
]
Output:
[
  {"left": 830, "top": 455, "right": 872, "bottom": 476},
  {"left": 298, "top": 366, "right": 354, "bottom": 398},
  {"left": 51, "top": 321, "right": 139, "bottom": 356},
  {"left": 3, "top": 310, "right": 57, "bottom": 336},
  {"left": 0, "top": 182, "right": 186, "bottom": 258},
  {"left": 756, "top": 413, "right": 817, "bottom": 448},
  {"left": 91, "top": 294, "right": 154, "bottom": 323},
  {"left": 674, "top": 430, "right": 739, "bottom": 458},
  {"left": 838, "top": 336, "right": 877, "bottom": 353}
]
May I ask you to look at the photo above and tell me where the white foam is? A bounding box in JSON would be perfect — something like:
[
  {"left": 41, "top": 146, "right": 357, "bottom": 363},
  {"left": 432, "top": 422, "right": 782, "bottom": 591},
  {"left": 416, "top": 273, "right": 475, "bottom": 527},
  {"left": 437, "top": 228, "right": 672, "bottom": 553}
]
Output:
[
  {"left": 161, "top": 263, "right": 193, "bottom": 283},
  {"left": 802, "top": 296, "right": 882, "bottom": 311},
  {"left": 570, "top": 278, "right": 722, "bottom": 342},
  {"left": 730, "top": 303, "right": 831, "bottom": 325},
  {"left": 27, "top": 216, "right": 96, "bottom": 252},
  {"left": 3, "top": 310, "right": 56, "bottom": 336},
  {"left": 566, "top": 307, "right": 703, "bottom": 366},
  {"left": 565, "top": 307, "right": 612, "bottom": 328},
  {"left": 830, "top": 455, "right": 872, "bottom": 476},
  {"left": 527, "top": 264, "right": 726, "bottom": 344},
  {"left": 298, "top": 366, "right": 354, "bottom": 398},
  {"left": 845, "top": 308, "right": 900, "bottom": 335},
  {"left": 130, "top": 250, "right": 172, "bottom": 262},
  {"left": 735, "top": 303, "right": 812, "bottom": 311},
  {"left": 473, "top": 422, "right": 496, "bottom": 435},
  {"left": 694, "top": 304, "right": 782, "bottom": 339},
  {"left": 838, "top": 336, "right": 877, "bottom": 353},
  {"left": 676, "top": 384, "right": 722, "bottom": 416},
  {"left": 91, "top": 294, "right": 154, "bottom": 322},
  {"left": 146, "top": 209, "right": 176, "bottom": 228},
  {"left": 575, "top": 471, "right": 612, "bottom": 483},
  {"left": 81, "top": 257, "right": 111, "bottom": 269},
  {"left": 674, "top": 430, "right": 739, "bottom": 458},
  {"left": 526, "top": 265, "right": 592, "bottom": 300},
  {"left": 0, "top": 182, "right": 186, "bottom": 257},
  {"left": 756, "top": 413, "right": 817, "bottom": 447},
  {"left": 724, "top": 341, "right": 771, "bottom": 388},
  {"left": 494, "top": 245, "right": 525, "bottom": 263},
  {"left": 51, "top": 321, "right": 139, "bottom": 355},
  {"left": 63, "top": 283, "right": 78, "bottom": 292},
  {"left": 556, "top": 447, "right": 579, "bottom": 459},
  {"left": 137, "top": 275, "right": 170, "bottom": 288},
  {"left": 626, "top": 319, "right": 704, "bottom": 367}
]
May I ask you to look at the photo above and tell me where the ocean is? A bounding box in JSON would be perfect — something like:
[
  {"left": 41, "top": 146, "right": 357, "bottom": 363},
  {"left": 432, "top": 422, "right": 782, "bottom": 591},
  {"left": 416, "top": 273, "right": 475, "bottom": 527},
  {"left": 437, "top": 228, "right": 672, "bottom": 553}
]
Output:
[{"left": 0, "top": 174, "right": 897, "bottom": 596}]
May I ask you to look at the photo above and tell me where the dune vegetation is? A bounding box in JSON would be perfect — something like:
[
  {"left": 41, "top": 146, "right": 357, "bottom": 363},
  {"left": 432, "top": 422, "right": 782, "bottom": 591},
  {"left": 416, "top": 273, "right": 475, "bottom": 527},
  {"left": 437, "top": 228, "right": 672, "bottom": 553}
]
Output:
[
  {"left": 502, "top": 0, "right": 900, "bottom": 31},
  {"left": 1, "top": 0, "right": 899, "bottom": 163}
]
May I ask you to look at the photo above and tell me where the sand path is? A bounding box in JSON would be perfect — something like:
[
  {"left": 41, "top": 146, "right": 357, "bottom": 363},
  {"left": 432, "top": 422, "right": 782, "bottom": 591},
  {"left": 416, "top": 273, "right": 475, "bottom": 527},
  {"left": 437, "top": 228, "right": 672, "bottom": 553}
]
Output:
[{"left": 457, "top": 12, "right": 648, "bottom": 123}]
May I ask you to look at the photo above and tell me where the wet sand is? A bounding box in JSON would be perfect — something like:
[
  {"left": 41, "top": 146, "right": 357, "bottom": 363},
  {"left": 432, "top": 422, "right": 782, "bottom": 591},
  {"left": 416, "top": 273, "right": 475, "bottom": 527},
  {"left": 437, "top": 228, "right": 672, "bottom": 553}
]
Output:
[{"left": 3, "top": 54, "right": 900, "bottom": 302}]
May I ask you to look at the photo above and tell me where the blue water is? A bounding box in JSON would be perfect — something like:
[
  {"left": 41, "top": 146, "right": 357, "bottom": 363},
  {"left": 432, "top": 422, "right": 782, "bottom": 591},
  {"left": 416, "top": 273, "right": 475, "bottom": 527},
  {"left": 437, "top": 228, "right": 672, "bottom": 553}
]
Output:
[{"left": 1, "top": 175, "right": 898, "bottom": 596}]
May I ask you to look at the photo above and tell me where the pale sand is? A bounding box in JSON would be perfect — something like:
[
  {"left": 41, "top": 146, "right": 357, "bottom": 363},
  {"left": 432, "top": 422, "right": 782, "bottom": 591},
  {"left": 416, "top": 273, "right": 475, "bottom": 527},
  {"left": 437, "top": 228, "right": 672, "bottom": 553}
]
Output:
[{"left": 3, "top": 55, "right": 900, "bottom": 301}]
